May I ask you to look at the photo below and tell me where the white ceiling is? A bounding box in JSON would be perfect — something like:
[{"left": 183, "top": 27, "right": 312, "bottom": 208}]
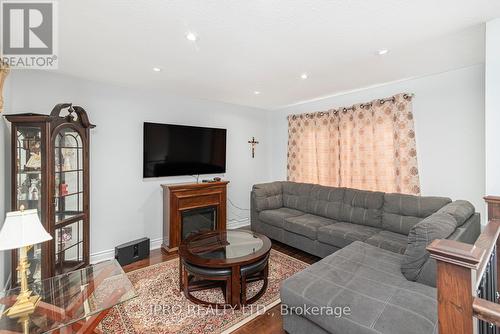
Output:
[{"left": 57, "top": 0, "right": 500, "bottom": 109}]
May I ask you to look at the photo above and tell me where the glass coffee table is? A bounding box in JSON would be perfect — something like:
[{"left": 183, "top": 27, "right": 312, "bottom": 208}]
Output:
[
  {"left": 0, "top": 259, "right": 136, "bottom": 333},
  {"left": 179, "top": 230, "right": 272, "bottom": 309}
]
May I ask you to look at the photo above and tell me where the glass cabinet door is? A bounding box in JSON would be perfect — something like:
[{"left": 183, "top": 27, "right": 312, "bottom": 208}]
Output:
[
  {"left": 14, "top": 126, "right": 44, "bottom": 283},
  {"left": 53, "top": 127, "right": 85, "bottom": 275}
]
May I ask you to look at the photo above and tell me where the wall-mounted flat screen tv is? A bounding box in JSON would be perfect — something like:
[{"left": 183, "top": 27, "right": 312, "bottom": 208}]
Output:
[{"left": 143, "top": 122, "right": 227, "bottom": 178}]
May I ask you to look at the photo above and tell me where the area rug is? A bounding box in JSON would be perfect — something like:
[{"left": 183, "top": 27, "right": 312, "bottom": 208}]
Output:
[{"left": 100, "top": 249, "right": 309, "bottom": 334}]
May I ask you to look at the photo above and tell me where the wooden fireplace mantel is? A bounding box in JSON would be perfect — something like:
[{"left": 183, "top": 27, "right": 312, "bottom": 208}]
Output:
[{"left": 161, "top": 181, "right": 229, "bottom": 252}]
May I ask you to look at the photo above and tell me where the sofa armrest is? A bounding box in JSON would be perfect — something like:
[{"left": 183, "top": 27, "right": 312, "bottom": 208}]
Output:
[
  {"left": 437, "top": 200, "right": 475, "bottom": 226},
  {"left": 251, "top": 182, "right": 284, "bottom": 212},
  {"left": 401, "top": 207, "right": 480, "bottom": 288},
  {"left": 401, "top": 212, "right": 458, "bottom": 285},
  {"left": 415, "top": 213, "right": 481, "bottom": 287}
]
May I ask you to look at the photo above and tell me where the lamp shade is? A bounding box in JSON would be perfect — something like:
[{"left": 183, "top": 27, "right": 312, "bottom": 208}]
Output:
[{"left": 0, "top": 209, "right": 52, "bottom": 251}]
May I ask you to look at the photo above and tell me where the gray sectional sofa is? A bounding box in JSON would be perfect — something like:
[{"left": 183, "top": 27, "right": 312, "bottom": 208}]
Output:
[{"left": 250, "top": 181, "right": 481, "bottom": 334}]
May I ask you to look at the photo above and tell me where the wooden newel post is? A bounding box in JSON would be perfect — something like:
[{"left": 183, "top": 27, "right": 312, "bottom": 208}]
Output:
[
  {"left": 0, "top": 61, "right": 10, "bottom": 113},
  {"left": 485, "top": 196, "right": 500, "bottom": 302},
  {"left": 484, "top": 196, "right": 500, "bottom": 221},
  {"left": 426, "top": 197, "right": 500, "bottom": 334},
  {"left": 427, "top": 239, "right": 484, "bottom": 334}
]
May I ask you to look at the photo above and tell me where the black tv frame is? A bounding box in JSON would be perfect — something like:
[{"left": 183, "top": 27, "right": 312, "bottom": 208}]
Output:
[{"left": 143, "top": 122, "right": 227, "bottom": 178}]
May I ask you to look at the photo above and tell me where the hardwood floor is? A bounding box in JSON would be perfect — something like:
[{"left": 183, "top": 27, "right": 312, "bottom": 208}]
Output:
[
  {"left": 121, "top": 232, "right": 320, "bottom": 334},
  {"left": 122, "top": 247, "right": 177, "bottom": 273}
]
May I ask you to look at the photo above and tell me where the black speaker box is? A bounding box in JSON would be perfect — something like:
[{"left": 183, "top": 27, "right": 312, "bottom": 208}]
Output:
[{"left": 115, "top": 237, "right": 150, "bottom": 266}]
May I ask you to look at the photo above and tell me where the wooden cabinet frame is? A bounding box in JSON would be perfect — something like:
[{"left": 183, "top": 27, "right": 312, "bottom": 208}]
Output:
[{"left": 5, "top": 104, "right": 95, "bottom": 285}]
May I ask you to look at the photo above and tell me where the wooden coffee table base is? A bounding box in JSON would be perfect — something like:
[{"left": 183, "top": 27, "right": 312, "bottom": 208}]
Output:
[
  {"left": 178, "top": 230, "right": 272, "bottom": 310},
  {"left": 179, "top": 259, "right": 269, "bottom": 309}
]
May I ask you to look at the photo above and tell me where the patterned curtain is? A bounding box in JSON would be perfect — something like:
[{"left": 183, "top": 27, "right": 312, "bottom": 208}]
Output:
[{"left": 287, "top": 93, "right": 420, "bottom": 195}]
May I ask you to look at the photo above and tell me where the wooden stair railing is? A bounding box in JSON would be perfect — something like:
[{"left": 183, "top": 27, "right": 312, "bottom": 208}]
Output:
[
  {"left": 426, "top": 196, "right": 500, "bottom": 334},
  {"left": 473, "top": 298, "right": 500, "bottom": 328}
]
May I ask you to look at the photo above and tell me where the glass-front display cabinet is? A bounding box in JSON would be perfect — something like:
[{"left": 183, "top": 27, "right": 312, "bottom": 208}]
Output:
[{"left": 5, "top": 104, "right": 95, "bottom": 285}]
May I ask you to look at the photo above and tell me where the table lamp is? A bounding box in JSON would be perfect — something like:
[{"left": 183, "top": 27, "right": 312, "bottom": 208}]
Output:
[{"left": 0, "top": 206, "right": 52, "bottom": 319}]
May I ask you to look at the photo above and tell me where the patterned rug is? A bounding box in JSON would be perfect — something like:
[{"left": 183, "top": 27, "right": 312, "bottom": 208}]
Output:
[{"left": 100, "top": 249, "right": 309, "bottom": 334}]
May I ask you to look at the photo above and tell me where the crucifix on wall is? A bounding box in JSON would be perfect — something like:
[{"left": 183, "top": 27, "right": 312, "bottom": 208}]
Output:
[{"left": 248, "top": 137, "right": 259, "bottom": 158}]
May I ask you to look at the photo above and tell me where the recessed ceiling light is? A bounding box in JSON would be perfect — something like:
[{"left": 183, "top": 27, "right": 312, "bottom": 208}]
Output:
[
  {"left": 186, "top": 32, "right": 197, "bottom": 41},
  {"left": 300, "top": 73, "right": 308, "bottom": 80},
  {"left": 377, "top": 48, "right": 389, "bottom": 55},
  {"left": 152, "top": 67, "right": 162, "bottom": 72},
  {"left": 254, "top": 91, "right": 261, "bottom": 95}
]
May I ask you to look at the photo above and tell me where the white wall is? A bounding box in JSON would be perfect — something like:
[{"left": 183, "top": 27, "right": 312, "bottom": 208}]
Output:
[
  {"left": 0, "top": 77, "right": 12, "bottom": 288},
  {"left": 486, "top": 19, "right": 500, "bottom": 196},
  {"left": 4, "top": 70, "right": 272, "bottom": 263},
  {"left": 271, "top": 65, "right": 486, "bottom": 221}
]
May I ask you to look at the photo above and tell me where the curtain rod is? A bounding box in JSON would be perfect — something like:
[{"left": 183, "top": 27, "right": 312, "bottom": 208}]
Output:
[{"left": 288, "top": 92, "right": 415, "bottom": 119}]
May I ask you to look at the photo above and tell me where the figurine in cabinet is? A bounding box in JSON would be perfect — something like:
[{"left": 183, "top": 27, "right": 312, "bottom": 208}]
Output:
[
  {"left": 59, "top": 182, "right": 69, "bottom": 196},
  {"left": 28, "top": 178, "right": 39, "bottom": 200},
  {"left": 19, "top": 178, "right": 30, "bottom": 200},
  {"left": 62, "top": 148, "right": 74, "bottom": 171},
  {"left": 25, "top": 141, "right": 41, "bottom": 170},
  {"left": 25, "top": 151, "right": 41, "bottom": 170},
  {"left": 16, "top": 185, "right": 23, "bottom": 201}
]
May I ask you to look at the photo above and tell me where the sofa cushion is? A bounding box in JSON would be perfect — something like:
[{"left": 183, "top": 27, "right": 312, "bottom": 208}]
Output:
[
  {"left": 401, "top": 212, "right": 458, "bottom": 284},
  {"left": 259, "top": 208, "right": 305, "bottom": 229},
  {"left": 437, "top": 200, "right": 475, "bottom": 227},
  {"left": 339, "top": 188, "right": 384, "bottom": 228},
  {"left": 365, "top": 231, "right": 409, "bottom": 255},
  {"left": 284, "top": 214, "right": 337, "bottom": 240},
  {"left": 306, "top": 185, "right": 344, "bottom": 221},
  {"left": 382, "top": 193, "right": 452, "bottom": 235},
  {"left": 281, "top": 241, "right": 437, "bottom": 334},
  {"left": 317, "top": 222, "right": 381, "bottom": 248},
  {"left": 252, "top": 182, "right": 283, "bottom": 212},
  {"left": 282, "top": 182, "right": 314, "bottom": 212}
]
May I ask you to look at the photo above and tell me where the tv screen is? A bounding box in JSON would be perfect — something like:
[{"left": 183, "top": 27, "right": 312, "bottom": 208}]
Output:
[{"left": 143, "top": 122, "right": 227, "bottom": 178}]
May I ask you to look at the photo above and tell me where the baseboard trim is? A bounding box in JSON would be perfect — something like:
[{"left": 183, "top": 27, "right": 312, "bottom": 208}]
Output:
[
  {"left": 90, "top": 237, "right": 163, "bottom": 264},
  {"left": 90, "top": 219, "right": 250, "bottom": 264},
  {"left": 228, "top": 217, "right": 250, "bottom": 229}
]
